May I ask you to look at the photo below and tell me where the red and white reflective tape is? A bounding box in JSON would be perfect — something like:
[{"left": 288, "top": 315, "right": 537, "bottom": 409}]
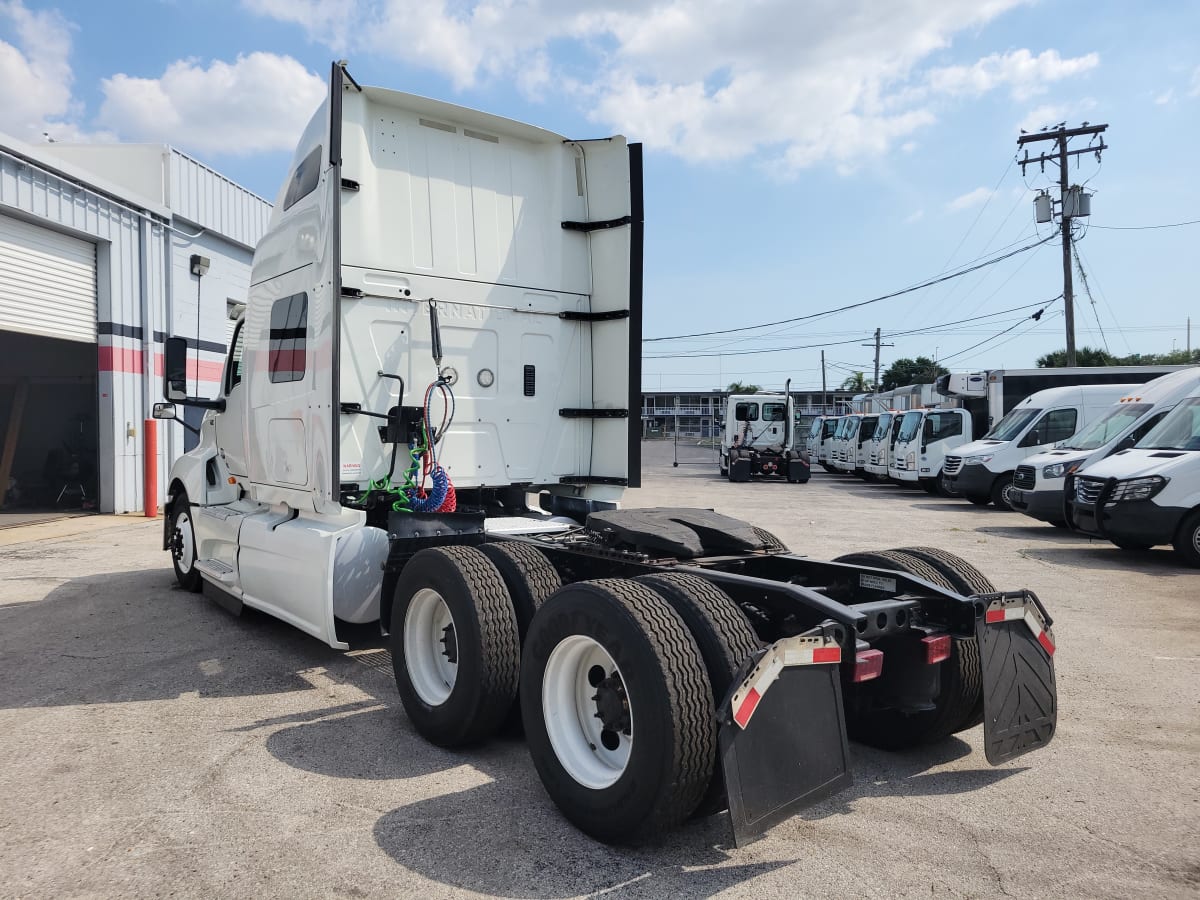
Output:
[
  {"left": 730, "top": 635, "right": 842, "bottom": 730},
  {"left": 985, "top": 597, "right": 1055, "bottom": 656}
]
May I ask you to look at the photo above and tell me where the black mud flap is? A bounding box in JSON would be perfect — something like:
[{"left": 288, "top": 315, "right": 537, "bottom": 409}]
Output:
[
  {"left": 718, "top": 631, "right": 852, "bottom": 846},
  {"left": 976, "top": 591, "right": 1058, "bottom": 765},
  {"left": 729, "top": 458, "right": 751, "bottom": 482}
]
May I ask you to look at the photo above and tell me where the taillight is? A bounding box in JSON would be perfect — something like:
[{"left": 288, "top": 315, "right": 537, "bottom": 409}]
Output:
[
  {"left": 852, "top": 649, "right": 884, "bottom": 682},
  {"left": 922, "top": 634, "right": 951, "bottom": 664}
]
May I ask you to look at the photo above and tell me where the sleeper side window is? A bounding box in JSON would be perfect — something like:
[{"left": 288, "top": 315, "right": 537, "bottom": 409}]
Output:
[
  {"left": 268, "top": 293, "right": 308, "bottom": 384},
  {"left": 283, "top": 146, "right": 323, "bottom": 210}
]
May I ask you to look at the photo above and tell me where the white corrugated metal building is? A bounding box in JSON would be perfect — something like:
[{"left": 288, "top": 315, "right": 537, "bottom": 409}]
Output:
[{"left": 0, "top": 133, "right": 272, "bottom": 514}]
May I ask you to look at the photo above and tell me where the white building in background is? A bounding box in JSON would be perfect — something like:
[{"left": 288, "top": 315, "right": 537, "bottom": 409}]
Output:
[{"left": 0, "top": 133, "right": 271, "bottom": 514}]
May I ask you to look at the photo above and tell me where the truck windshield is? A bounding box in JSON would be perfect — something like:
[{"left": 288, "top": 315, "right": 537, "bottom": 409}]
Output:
[
  {"left": 1062, "top": 403, "right": 1151, "bottom": 451},
  {"left": 823, "top": 419, "right": 838, "bottom": 438},
  {"left": 1136, "top": 397, "right": 1200, "bottom": 451},
  {"left": 984, "top": 407, "right": 1040, "bottom": 441},
  {"left": 808, "top": 419, "right": 822, "bottom": 438},
  {"left": 897, "top": 411, "right": 923, "bottom": 443},
  {"left": 872, "top": 413, "right": 893, "bottom": 441}
]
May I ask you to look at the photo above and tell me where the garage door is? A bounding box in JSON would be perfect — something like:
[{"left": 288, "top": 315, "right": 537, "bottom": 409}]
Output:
[{"left": 0, "top": 214, "right": 97, "bottom": 343}]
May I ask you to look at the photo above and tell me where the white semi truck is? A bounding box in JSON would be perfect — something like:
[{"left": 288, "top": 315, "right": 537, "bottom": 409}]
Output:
[
  {"left": 719, "top": 387, "right": 809, "bottom": 482},
  {"left": 153, "top": 64, "right": 1058, "bottom": 847}
]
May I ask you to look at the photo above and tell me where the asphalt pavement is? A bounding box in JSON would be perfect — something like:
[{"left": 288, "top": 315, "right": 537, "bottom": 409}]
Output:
[{"left": 0, "top": 441, "right": 1196, "bottom": 898}]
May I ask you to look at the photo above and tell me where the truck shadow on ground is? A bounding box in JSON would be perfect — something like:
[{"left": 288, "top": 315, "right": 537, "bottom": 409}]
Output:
[
  {"left": 801, "top": 738, "right": 1023, "bottom": 819},
  {"left": 974, "top": 525, "right": 1093, "bottom": 543},
  {"left": 1015, "top": 545, "right": 1196, "bottom": 576},
  {"left": 259, "top": 652, "right": 1024, "bottom": 899},
  {"left": 0, "top": 569, "right": 331, "bottom": 709},
  {"left": 909, "top": 502, "right": 1003, "bottom": 514}
]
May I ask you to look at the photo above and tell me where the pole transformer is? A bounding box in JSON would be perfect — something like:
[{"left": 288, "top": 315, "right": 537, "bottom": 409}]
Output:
[{"left": 1017, "top": 123, "right": 1108, "bottom": 367}]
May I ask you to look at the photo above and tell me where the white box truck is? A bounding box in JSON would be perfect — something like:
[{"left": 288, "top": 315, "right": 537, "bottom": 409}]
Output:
[
  {"left": 1012, "top": 368, "right": 1200, "bottom": 526},
  {"left": 892, "top": 408, "right": 973, "bottom": 494},
  {"left": 152, "top": 63, "right": 1058, "bottom": 847},
  {"left": 1066, "top": 384, "right": 1200, "bottom": 564},
  {"left": 942, "top": 384, "right": 1136, "bottom": 509}
]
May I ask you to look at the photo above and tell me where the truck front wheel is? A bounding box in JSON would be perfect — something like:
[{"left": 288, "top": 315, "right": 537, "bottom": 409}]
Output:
[
  {"left": 521, "top": 579, "right": 715, "bottom": 844},
  {"left": 168, "top": 493, "right": 202, "bottom": 593},
  {"left": 391, "top": 546, "right": 520, "bottom": 747}
]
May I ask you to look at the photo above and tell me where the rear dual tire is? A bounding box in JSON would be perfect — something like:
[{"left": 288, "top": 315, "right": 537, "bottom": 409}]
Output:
[
  {"left": 521, "top": 579, "right": 717, "bottom": 844},
  {"left": 390, "top": 546, "right": 521, "bottom": 748}
]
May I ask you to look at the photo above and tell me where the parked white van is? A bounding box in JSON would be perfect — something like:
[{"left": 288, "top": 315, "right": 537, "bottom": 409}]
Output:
[
  {"left": 1067, "top": 384, "right": 1200, "bottom": 565},
  {"left": 1012, "top": 368, "right": 1200, "bottom": 525},
  {"left": 942, "top": 383, "right": 1136, "bottom": 509},
  {"left": 893, "top": 408, "right": 972, "bottom": 493}
]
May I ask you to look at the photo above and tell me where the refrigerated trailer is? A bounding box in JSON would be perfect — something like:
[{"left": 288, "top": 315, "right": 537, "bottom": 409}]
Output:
[{"left": 153, "top": 63, "right": 1058, "bottom": 848}]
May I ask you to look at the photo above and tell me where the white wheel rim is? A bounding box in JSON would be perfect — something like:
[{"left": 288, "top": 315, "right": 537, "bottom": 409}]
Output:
[
  {"left": 403, "top": 588, "right": 458, "bottom": 706},
  {"left": 175, "top": 512, "right": 195, "bottom": 572},
  {"left": 542, "top": 635, "right": 632, "bottom": 790}
]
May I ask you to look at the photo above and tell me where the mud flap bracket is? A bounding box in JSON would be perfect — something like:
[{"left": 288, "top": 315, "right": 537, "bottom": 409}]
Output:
[
  {"left": 718, "top": 627, "right": 852, "bottom": 846},
  {"left": 976, "top": 590, "right": 1058, "bottom": 765}
]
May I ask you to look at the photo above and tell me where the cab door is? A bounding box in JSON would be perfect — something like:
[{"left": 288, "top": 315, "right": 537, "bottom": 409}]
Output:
[{"left": 213, "top": 319, "right": 248, "bottom": 476}]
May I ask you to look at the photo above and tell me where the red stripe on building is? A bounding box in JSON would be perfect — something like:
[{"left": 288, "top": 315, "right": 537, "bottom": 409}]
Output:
[{"left": 100, "top": 348, "right": 222, "bottom": 382}]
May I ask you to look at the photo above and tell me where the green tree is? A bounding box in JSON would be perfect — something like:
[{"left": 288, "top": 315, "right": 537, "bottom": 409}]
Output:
[
  {"left": 879, "top": 357, "right": 948, "bottom": 392},
  {"left": 1109, "top": 348, "right": 1200, "bottom": 366},
  {"left": 1036, "top": 346, "right": 1113, "bottom": 367},
  {"left": 726, "top": 381, "right": 761, "bottom": 394},
  {"left": 839, "top": 371, "right": 873, "bottom": 392}
]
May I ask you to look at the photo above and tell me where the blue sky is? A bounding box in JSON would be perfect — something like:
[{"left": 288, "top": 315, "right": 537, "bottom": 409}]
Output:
[{"left": 1, "top": 0, "right": 1197, "bottom": 392}]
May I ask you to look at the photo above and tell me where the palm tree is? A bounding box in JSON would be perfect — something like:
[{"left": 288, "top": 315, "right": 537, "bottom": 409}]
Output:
[{"left": 839, "top": 371, "right": 872, "bottom": 392}]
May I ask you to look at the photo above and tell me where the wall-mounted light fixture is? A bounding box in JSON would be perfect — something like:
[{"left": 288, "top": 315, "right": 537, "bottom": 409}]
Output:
[{"left": 190, "top": 254, "right": 210, "bottom": 277}]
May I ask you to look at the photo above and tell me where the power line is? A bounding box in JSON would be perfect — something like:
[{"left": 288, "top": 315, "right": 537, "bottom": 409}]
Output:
[
  {"left": 643, "top": 234, "right": 1056, "bottom": 343},
  {"left": 1089, "top": 218, "right": 1200, "bottom": 231},
  {"left": 1072, "top": 242, "right": 1109, "bottom": 353},
  {"left": 936, "top": 299, "right": 1061, "bottom": 365},
  {"left": 645, "top": 297, "right": 1061, "bottom": 360}
]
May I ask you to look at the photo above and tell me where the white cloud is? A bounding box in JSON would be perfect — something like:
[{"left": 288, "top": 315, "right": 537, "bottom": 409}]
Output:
[
  {"left": 97, "top": 53, "right": 327, "bottom": 155},
  {"left": 1018, "top": 104, "right": 1066, "bottom": 133},
  {"left": 243, "top": 0, "right": 1104, "bottom": 176},
  {"left": 904, "top": 209, "right": 925, "bottom": 224},
  {"left": 1190, "top": 65, "right": 1200, "bottom": 97},
  {"left": 0, "top": 1, "right": 83, "bottom": 140},
  {"left": 946, "top": 186, "right": 993, "bottom": 212},
  {"left": 1154, "top": 88, "right": 1174, "bottom": 105},
  {"left": 926, "top": 49, "right": 1099, "bottom": 101}
]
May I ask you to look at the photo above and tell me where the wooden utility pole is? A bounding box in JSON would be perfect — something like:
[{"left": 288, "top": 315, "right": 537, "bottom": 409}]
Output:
[
  {"left": 862, "top": 327, "right": 894, "bottom": 390},
  {"left": 1018, "top": 123, "right": 1108, "bottom": 367},
  {"left": 821, "top": 351, "right": 827, "bottom": 411}
]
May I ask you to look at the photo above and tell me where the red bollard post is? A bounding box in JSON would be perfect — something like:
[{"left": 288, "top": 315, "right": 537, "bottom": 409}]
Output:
[{"left": 144, "top": 418, "right": 157, "bottom": 517}]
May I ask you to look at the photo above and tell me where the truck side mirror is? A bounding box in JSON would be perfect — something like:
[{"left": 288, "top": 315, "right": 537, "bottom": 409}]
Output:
[
  {"left": 161, "top": 335, "right": 226, "bottom": 411},
  {"left": 164, "top": 337, "right": 189, "bottom": 401},
  {"left": 152, "top": 402, "right": 178, "bottom": 421}
]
